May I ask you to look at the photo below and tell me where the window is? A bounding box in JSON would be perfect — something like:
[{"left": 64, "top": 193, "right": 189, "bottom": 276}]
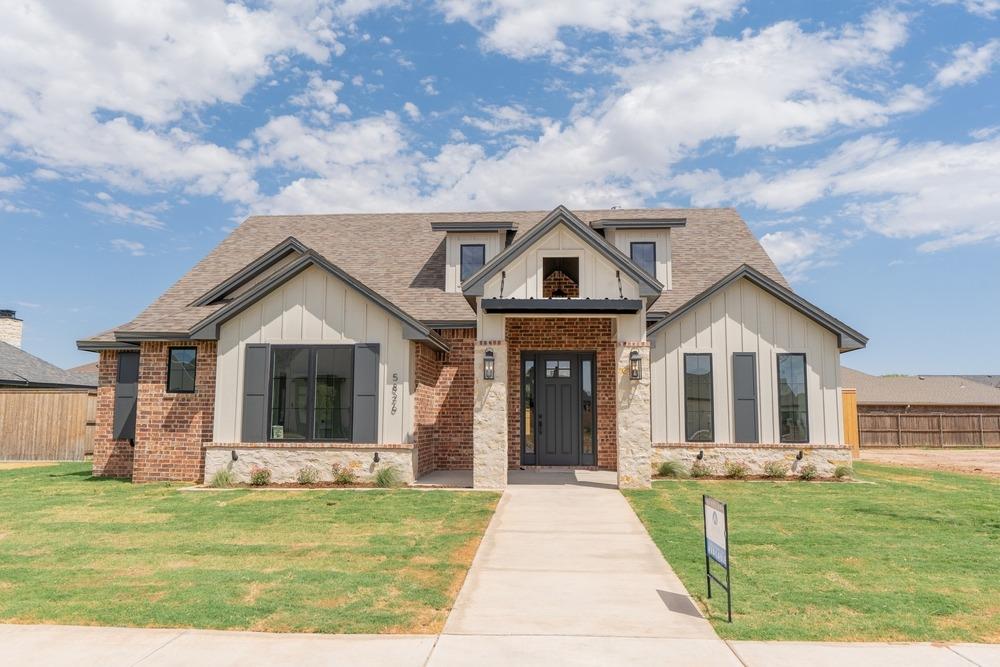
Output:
[
  {"left": 630, "top": 241, "right": 656, "bottom": 277},
  {"left": 545, "top": 359, "right": 571, "bottom": 378},
  {"left": 522, "top": 359, "right": 535, "bottom": 456},
  {"left": 166, "top": 347, "right": 197, "bottom": 393},
  {"left": 777, "top": 353, "right": 809, "bottom": 443},
  {"left": 269, "top": 346, "right": 353, "bottom": 441},
  {"left": 581, "top": 357, "right": 595, "bottom": 456},
  {"left": 684, "top": 354, "right": 714, "bottom": 442},
  {"left": 460, "top": 244, "right": 486, "bottom": 281}
]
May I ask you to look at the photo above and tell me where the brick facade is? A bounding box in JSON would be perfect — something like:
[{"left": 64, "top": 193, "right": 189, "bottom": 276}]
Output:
[
  {"left": 92, "top": 341, "right": 217, "bottom": 482},
  {"left": 542, "top": 270, "right": 579, "bottom": 298},
  {"left": 505, "top": 317, "right": 618, "bottom": 469},
  {"left": 413, "top": 341, "right": 442, "bottom": 475},
  {"left": 93, "top": 350, "right": 135, "bottom": 478}
]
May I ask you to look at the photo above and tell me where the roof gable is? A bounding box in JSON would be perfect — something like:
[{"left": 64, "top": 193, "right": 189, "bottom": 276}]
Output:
[
  {"left": 461, "top": 205, "right": 664, "bottom": 302},
  {"left": 646, "top": 264, "right": 867, "bottom": 352}
]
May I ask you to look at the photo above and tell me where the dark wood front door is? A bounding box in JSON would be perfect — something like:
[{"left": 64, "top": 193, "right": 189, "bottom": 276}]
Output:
[{"left": 521, "top": 352, "right": 596, "bottom": 466}]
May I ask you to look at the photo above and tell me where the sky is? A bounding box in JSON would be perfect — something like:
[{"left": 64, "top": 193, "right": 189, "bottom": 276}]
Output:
[{"left": 1, "top": 0, "right": 998, "bottom": 374}]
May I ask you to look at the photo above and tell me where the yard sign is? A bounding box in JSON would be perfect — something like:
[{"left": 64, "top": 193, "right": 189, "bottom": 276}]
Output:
[{"left": 703, "top": 495, "right": 732, "bottom": 622}]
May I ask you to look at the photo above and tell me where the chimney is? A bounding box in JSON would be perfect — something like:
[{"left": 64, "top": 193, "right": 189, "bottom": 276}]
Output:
[{"left": 0, "top": 309, "right": 23, "bottom": 348}]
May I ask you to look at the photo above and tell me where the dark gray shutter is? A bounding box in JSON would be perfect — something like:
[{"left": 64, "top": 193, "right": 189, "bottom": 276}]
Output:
[
  {"left": 112, "top": 351, "right": 140, "bottom": 441},
  {"left": 352, "top": 343, "right": 380, "bottom": 443},
  {"left": 241, "top": 344, "right": 269, "bottom": 442},
  {"left": 732, "top": 352, "right": 758, "bottom": 443}
]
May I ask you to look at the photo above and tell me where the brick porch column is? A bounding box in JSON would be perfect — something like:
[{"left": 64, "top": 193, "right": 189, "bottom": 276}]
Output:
[
  {"left": 617, "top": 343, "right": 652, "bottom": 489},
  {"left": 473, "top": 341, "right": 508, "bottom": 490}
]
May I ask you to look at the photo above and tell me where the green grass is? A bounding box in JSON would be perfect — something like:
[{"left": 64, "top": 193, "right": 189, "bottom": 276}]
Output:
[
  {"left": 0, "top": 463, "right": 497, "bottom": 634},
  {"left": 625, "top": 462, "right": 1000, "bottom": 642}
]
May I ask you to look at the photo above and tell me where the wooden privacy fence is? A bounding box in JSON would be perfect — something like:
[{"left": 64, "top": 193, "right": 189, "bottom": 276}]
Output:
[
  {"left": 859, "top": 412, "right": 1000, "bottom": 448},
  {"left": 0, "top": 388, "right": 96, "bottom": 460}
]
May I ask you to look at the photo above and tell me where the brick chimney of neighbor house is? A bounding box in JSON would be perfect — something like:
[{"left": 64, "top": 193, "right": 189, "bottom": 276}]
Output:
[{"left": 0, "top": 309, "right": 23, "bottom": 348}]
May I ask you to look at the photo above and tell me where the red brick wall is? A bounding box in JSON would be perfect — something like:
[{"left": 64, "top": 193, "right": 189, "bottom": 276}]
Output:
[
  {"left": 92, "top": 350, "right": 135, "bottom": 478},
  {"left": 505, "top": 317, "right": 618, "bottom": 469},
  {"left": 413, "top": 342, "right": 442, "bottom": 475},
  {"left": 131, "top": 341, "right": 217, "bottom": 483},
  {"left": 542, "top": 270, "right": 579, "bottom": 298}
]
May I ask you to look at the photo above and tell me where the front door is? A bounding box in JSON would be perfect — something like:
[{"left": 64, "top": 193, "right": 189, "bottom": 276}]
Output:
[{"left": 522, "top": 352, "right": 597, "bottom": 466}]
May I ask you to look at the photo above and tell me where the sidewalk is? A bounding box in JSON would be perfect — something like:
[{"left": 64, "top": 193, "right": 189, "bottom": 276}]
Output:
[{"left": 2, "top": 470, "right": 998, "bottom": 666}]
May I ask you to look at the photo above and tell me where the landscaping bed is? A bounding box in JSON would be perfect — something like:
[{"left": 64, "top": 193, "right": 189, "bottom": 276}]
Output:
[
  {"left": 0, "top": 462, "right": 498, "bottom": 634},
  {"left": 626, "top": 462, "right": 1000, "bottom": 642}
]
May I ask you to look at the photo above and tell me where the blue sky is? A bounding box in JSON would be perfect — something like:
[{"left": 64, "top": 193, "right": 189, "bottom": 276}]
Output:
[{"left": 1, "top": 0, "right": 998, "bottom": 373}]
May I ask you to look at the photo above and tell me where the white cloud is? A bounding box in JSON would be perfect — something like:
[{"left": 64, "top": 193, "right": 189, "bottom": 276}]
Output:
[
  {"left": 420, "top": 76, "right": 439, "bottom": 95},
  {"left": 934, "top": 40, "right": 1000, "bottom": 87},
  {"left": 110, "top": 239, "right": 147, "bottom": 256},
  {"left": 970, "top": 125, "right": 1000, "bottom": 140},
  {"left": 935, "top": 0, "right": 1000, "bottom": 17},
  {"left": 290, "top": 75, "right": 352, "bottom": 116},
  {"left": 759, "top": 229, "right": 834, "bottom": 281},
  {"left": 674, "top": 135, "right": 1000, "bottom": 252},
  {"left": 0, "top": 175, "right": 22, "bottom": 192},
  {"left": 436, "top": 0, "right": 744, "bottom": 59},
  {"left": 83, "top": 193, "right": 166, "bottom": 229},
  {"left": 402, "top": 101, "right": 422, "bottom": 121},
  {"left": 462, "top": 104, "right": 550, "bottom": 134}
]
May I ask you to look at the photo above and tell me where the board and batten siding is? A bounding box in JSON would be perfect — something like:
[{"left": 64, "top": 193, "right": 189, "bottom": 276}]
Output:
[
  {"left": 650, "top": 277, "right": 843, "bottom": 445},
  {"left": 213, "top": 265, "right": 413, "bottom": 444}
]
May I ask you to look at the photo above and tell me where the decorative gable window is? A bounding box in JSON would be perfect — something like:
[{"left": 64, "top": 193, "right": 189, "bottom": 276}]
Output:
[
  {"left": 166, "top": 347, "right": 197, "bottom": 393},
  {"left": 629, "top": 241, "right": 656, "bottom": 277},
  {"left": 460, "top": 244, "right": 486, "bottom": 281}
]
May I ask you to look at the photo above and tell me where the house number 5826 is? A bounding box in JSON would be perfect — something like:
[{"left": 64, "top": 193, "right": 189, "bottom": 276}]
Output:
[{"left": 391, "top": 372, "right": 399, "bottom": 415}]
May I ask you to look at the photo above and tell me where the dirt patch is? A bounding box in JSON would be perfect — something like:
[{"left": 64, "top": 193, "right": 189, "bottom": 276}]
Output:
[
  {"left": 0, "top": 461, "right": 63, "bottom": 470},
  {"left": 860, "top": 449, "right": 1000, "bottom": 478}
]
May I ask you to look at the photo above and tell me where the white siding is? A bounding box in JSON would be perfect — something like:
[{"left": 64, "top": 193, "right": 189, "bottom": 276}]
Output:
[
  {"left": 213, "top": 265, "right": 412, "bottom": 444},
  {"left": 606, "top": 228, "right": 671, "bottom": 288},
  {"left": 650, "top": 278, "right": 843, "bottom": 445},
  {"left": 445, "top": 231, "right": 505, "bottom": 292}
]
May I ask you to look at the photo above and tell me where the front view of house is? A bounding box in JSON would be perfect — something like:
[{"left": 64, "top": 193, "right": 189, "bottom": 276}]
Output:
[{"left": 79, "top": 206, "right": 866, "bottom": 488}]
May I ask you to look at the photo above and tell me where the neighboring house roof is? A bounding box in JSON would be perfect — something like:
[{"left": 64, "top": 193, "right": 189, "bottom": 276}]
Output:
[
  {"left": 0, "top": 342, "right": 97, "bottom": 388},
  {"left": 842, "top": 367, "right": 1000, "bottom": 406},
  {"left": 646, "top": 264, "right": 868, "bottom": 351},
  {"left": 78, "top": 206, "right": 787, "bottom": 349}
]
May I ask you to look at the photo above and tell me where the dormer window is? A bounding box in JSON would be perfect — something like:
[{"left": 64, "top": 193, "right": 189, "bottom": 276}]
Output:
[
  {"left": 460, "top": 244, "right": 486, "bottom": 281},
  {"left": 630, "top": 241, "right": 656, "bottom": 277}
]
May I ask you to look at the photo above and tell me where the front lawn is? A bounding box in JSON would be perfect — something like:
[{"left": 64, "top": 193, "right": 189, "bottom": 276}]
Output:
[
  {"left": 0, "top": 463, "right": 497, "bottom": 634},
  {"left": 625, "top": 462, "right": 1000, "bottom": 642}
]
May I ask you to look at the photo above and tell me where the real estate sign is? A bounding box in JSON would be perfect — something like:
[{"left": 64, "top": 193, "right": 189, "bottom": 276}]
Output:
[{"left": 703, "top": 495, "right": 732, "bottom": 622}]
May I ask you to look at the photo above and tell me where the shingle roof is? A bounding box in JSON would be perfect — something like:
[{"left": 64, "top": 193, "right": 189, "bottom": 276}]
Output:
[
  {"left": 79, "top": 207, "right": 787, "bottom": 344},
  {"left": 842, "top": 367, "right": 1000, "bottom": 406},
  {"left": 0, "top": 342, "right": 97, "bottom": 388}
]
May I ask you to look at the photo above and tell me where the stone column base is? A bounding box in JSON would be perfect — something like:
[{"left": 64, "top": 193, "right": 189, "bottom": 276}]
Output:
[
  {"left": 617, "top": 343, "right": 651, "bottom": 489},
  {"left": 473, "top": 341, "right": 508, "bottom": 490}
]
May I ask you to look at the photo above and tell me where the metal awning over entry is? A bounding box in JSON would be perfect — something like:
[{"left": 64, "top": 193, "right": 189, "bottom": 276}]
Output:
[{"left": 480, "top": 298, "right": 642, "bottom": 314}]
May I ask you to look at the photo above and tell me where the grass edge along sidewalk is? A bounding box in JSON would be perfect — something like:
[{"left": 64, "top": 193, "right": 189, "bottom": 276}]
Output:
[
  {"left": 0, "top": 462, "right": 498, "bottom": 634},
  {"left": 625, "top": 461, "right": 1000, "bottom": 642}
]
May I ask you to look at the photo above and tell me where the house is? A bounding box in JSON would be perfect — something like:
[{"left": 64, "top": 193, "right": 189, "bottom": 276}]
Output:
[
  {"left": 842, "top": 367, "right": 1000, "bottom": 448},
  {"left": 77, "top": 206, "right": 866, "bottom": 488},
  {"left": 1, "top": 309, "right": 97, "bottom": 460}
]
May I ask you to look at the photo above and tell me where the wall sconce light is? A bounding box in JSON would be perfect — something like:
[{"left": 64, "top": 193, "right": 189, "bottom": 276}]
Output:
[
  {"left": 231, "top": 450, "right": 239, "bottom": 462},
  {"left": 484, "top": 349, "right": 495, "bottom": 380},
  {"left": 696, "top": 450, "right": 704, "bottom": 461},
  {"left": 629, "top": 349, "right": 642, "bottom": 380},
  {"left": 796, "top": 449, "right": 804, "bottom": 461},
  {"left": 373, "top": 452, "right": 380, "bottom": 463}
]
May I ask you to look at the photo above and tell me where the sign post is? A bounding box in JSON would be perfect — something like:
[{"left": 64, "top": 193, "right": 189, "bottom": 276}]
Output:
[{"left": 703, "top": 495, "right": 732, "bottom": 622}]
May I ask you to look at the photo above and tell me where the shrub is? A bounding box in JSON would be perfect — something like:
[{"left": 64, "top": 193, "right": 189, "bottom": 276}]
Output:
[
  {"left": 331, "top": 463, "right": 356, "bottom": 485},
  {"left": 689, "top": 460, "right": 710, "bottom": 478},
  {"left": 799, "top": 463, "right": 818, "bottom": 481},
  {"left": 210, "top": 468, "right": 235, "bottom": 488},
  {"left": 763, "top": 460, "right": 789, "bottom": 479},
  {"left": 297, "top": 466, "right": 320, "bottom": 485},
  {"left": 834, "top": 465, "right": 853, "bottom": 480},
  {"left": 374, "top": 466, "right": 402, "bottom": 488},
  {"left": 656, "top": 460, "right": 685, "bottom": 478},
  {"left": 249, "top": 466, "right": 271, "bottom": 487},
  {"left": 724, "top": 461, "right": 749, "bottom": 479}
]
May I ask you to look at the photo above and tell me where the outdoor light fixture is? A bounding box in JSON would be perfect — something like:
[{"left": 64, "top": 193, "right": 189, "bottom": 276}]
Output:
[
  {"left": 483, "top": 349, "right": 495, "bottom": 380},
  {"left": 373, "top": 452, "right": 380, "bottom": 463},
  {"left": 796, "top": 450, "right": 804, "bottom": 461},
  {"left": 231, "top": 450, "right": 238, "bottom": 462},
  {"left": 629, "top": 349, "right": 641, "bottom": 380},
  {"left": 696, "top": 450, "right": 704, "bottom": 460}
]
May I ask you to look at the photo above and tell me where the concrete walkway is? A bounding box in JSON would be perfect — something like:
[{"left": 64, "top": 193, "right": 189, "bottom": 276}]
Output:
[{"left": 3, "top": 469, "right": 1000, "bottom": 665}]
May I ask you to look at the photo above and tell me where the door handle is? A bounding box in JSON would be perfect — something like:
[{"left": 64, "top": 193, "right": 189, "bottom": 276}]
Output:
[{"left": 537, "top": 413, "right": 543, "bottom": 434}]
